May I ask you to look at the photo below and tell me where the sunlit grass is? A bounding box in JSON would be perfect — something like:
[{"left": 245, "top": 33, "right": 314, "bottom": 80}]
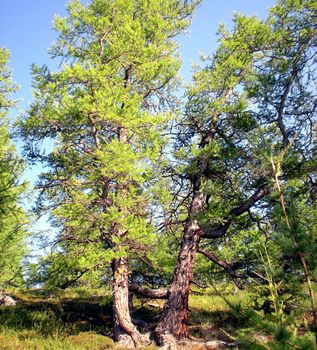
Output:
[
  {"left": 0, "top": 287, "right": 244, "bottom": 348},
  {"left": 0, "top": 288, "right": 114, "bottom": 349},
  {"left": 0, "top": 286, "right": 313, "bottom": 349},
  {"left": 0, "top": 330, "right": 115, "bottom": 350}
]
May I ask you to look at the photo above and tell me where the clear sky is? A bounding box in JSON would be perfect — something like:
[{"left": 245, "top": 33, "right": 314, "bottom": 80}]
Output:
[
  {"left": 1, "top": 0, "right": 275, "bottom": 111},
  {"left": 0, "top": 0, "right": 275, "bottom": 239}
]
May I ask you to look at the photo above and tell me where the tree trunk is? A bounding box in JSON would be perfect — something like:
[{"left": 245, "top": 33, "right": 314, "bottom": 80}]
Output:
[
  {"left": 155, "top": 181, "right": 203, "bottom": 345},
  {"left": 155, "top": 176, "right": 204, "bottom": 344},
  {"left": 155, "top": 219, "right": 201, "bottom": 343},
  {"left": 112, "top": 257, "right": 149, "bottom": 348},
  {"left": 112, "top": 68, "right": 146, "bottom": 347}
]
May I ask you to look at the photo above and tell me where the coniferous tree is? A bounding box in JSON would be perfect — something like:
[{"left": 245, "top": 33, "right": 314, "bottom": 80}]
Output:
[
  {"left": 19, "top": 0, "right": 199, "bottom": 346},
  {"left": 155, "top": 0, "right": 317, "bottom": 344},
  {"left": 0, "top": 48, "right": 28, "bottom": 287},
  {"left": 155, "top": 13, "right": 270, "bottom": 343}
]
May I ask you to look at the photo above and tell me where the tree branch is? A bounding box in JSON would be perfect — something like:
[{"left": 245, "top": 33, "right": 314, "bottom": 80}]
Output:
[
  {"left": 197, "top": 247, "right": 246, "bottom": 289},
  {"left": 198, "top": 247, "right": 245, "bottom": 278},
  {"left": 201, "top": 186, "right": 269, "bottom": 239},
  {"left": 129, "top": 285, "right": 168, "bottom": 299}
]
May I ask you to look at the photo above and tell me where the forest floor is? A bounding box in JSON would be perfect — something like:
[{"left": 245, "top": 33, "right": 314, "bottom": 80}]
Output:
[{"left": 0, "top": 287, "right": 278, "bottom": 349}]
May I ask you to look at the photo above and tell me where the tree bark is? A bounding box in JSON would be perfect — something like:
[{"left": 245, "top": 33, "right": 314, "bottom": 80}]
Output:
[
  {"left": 197, "top": 247, "right": 246, "bottom": 289},
  {"left": 112, "top": 257, "right": 149, "bottom": 348},
  {"left": 129, "top": 284, "right": 168, "bottom": 299},
  {"left": 201, "top": 187, "right": 269, "bottom": 239},
  {"left": 155, "top": 220, "right": 201, "bottom": 343},
  {"left": 155, "top": 186, "right": 269, "bottom": 343},
  {"left": 111, "top": 65, "right": 149, "bottom": 348},
  {"left": 155, "top": 183, "right": 204, "bottom": 344}
]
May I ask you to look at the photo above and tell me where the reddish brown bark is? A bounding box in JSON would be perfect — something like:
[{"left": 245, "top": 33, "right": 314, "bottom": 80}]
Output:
[
  {"left": 155, "top": 183, "right": 204, "bottom": 343},
  {"left": 155, "top": 89, "right": 236, "bottom": 344},
  {"left": 112, "top": 257, "right": 149, "bottom": 348},
  {"left": 155, "top": 186, "right": 269, "bottom": 344},
  {"left": 155, "top": 220, "right": 201, "bottom": 342},
  {"left": 129, "top": 284, "right": 168, "bottom": 299}
]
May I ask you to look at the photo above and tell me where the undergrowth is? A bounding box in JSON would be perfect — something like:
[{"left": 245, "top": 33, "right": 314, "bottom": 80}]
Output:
[{"left": 0, "top": 287, "right": 315, "bottom": 349}]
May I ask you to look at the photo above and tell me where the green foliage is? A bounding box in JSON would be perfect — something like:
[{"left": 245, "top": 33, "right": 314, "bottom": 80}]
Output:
[
  {"left": 20, "top": 0, "right": 200, "bottom": 286},
  {"left": 0, "top": 48, "right": 28, "bottom": 287},
  {"left": 7, "top": 0, "right": 317, "bottom": 346},
  {"left": 177, "top": 0, "right": 317, "bottom": 347}
]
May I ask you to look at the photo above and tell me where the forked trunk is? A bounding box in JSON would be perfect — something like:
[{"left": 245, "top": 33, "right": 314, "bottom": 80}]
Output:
[
  {"left": 112, "top": 257, "right": 149, "bottom": 348},
  {"left": 155, "top": 220, "right": 200, "bottom": 343},
  {"left": 155, "top": 179, "right": 204, "bottom": 345}
]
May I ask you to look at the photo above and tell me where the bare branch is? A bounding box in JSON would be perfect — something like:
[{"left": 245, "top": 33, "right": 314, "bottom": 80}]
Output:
[
  {"left": 201, "top": 186, "right": 269, "bottom": 239},
  {"left": 129, "top": 285, "right": 168, "bottom": 299},
  {"left": 197, "top": 247, "right": 245, "bottom": 289}
]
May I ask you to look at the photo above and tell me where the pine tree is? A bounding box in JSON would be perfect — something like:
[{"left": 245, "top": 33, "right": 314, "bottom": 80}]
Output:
[
  {"left": 155, "top": 0, "right": 317, "bottom": 344},
  {"left": 0, "top": 48, "right": 28, "bottom": 287},
  {"left": 155, "top": 12, "right": 270, "bottom": 343},
  {"left": 19, "top": 0, "right": 199, "bottom": 346},
  {"left": 244, "top": 0, "right": 317, "bottom": 343}
]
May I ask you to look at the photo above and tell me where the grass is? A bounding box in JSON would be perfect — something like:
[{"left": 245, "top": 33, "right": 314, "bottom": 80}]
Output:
[
  {"left": 0, "top": 288, "right": 163, "bottom": 349},
  {"left": 0, "top": 331, "right": 114, "bottom": 350},
  {"left": 187, "top": 287, "right": 249, "bottom": 342},
  {"left": 0, "top": 287, "right": 244, "bottom": 349},
  {"left": 0, "top": 286, "right": 314, "bottom": 349},
  {"left": 0, "top": 289, "right": 115, "bottom": 350}
]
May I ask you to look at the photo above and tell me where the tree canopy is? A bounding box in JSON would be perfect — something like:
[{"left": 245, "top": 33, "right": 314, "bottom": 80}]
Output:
[
  {"left": 0, "top": 48, "right": 28, "bottom": 287},
  {"left": 1, "top": 0, "right": 317, "bottom": 349}
]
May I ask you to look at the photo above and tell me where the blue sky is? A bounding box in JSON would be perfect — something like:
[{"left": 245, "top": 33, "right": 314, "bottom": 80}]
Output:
[
  {"left": 0, "top": 0, "right": 275, "bottom": 174},
  {"left": 1, "top": 0, "right": 275, "bottom": 111},
  {"left": 0, "top": 0, "right": 275, "bottom": 239}
]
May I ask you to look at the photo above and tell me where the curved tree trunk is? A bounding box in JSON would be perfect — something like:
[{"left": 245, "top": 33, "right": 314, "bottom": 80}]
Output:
[
  {"left": 155, "top": 220, "right": 201, "bottom": 343},
  {"left": 112, "top": 257, "right": 149, "bottom": 348},
  {"left": 155, "top": 182, "right": 203, "bottom": 345}
]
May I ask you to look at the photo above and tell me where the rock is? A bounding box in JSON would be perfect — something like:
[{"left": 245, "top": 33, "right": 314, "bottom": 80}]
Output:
[
  {"left": 115, "top": 332, "right": 151, "bottom": 349},
  {"left": 159, "top": 336, "right": 234, "bottom": 350},
  {"left": 205, "top": 340, "right": 228, "bottom": 350},
  {"left": 0, "top": 294, "right": 16, "bottom": 306},
  {"left": 191, "top": 343, "right": 207, "bottom": 350},
  {"left": 159, "top": 334, "right": 178, "bottom": 350}
]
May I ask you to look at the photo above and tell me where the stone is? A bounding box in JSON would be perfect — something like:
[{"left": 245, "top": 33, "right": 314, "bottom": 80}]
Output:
[
  {"left": 0, "top": 294, "right": 16, "bottom": 306},
  {"left": 205, "top": 340, "right": 228, "bottom": 350},
  {"left": 191, "top": 343, "right": 207, "bottom": 350},
  {"left": 159, "top": 334, "right": 178, "bottom": 350}
]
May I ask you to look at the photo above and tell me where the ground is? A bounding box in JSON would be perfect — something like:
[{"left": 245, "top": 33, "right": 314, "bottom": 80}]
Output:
[{"left": 0, "top": 286, "right": 312, "bottom": 349}]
